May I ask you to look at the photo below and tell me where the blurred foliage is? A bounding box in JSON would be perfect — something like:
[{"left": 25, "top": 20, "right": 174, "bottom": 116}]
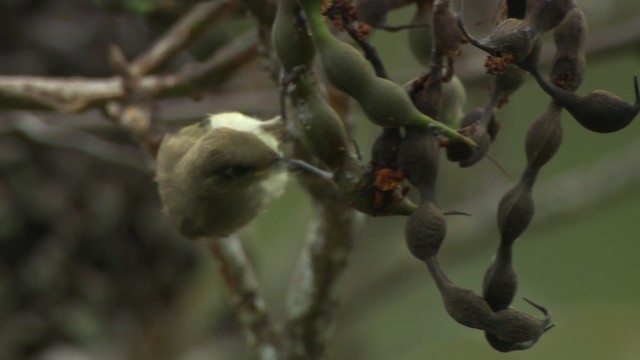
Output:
[{"left": 0, "top": 0, "right": 639, "bottom": 359}]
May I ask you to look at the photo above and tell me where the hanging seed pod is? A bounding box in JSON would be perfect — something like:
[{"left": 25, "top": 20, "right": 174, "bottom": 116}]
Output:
[
  {"left": 531, "top": 70, "right": 640, "bottom": 133},
  {"left": 525, "top": 101, "right": 563, "bottom": 170},
  {"left": 445, "top": 108, "right": 495, "bottom": 167},
  {"left": 273, "top": 0, "right": 354, "bottom": 171},
  {"left": 371, "top": 128, "right": 403, "bottom": 168},
  {"left": 525, "top": 0, "right": 575, "bottom": 34},
  {"left": 272, "top": 0, "right": 315, "bottom": 72},
  {"left": 550, "top": 7, "right": 587, "bottom": 92},
  {"left": 432, "top": 0, "right": 467, "bottom": 81},
  {"left": 482, "top": 243, "right": 517, "bottom": 312},
  {"left": 485, "top": 299, "right": 555, "bottom": 352},
  {"left": 408, "top": 0, "right": 434, "bottom": 66},
  {"left": 425, "top": 256, "right": 554, "bottom": 349},
  {"left": 300, "top": 0, "right": 476, "bottom": 146},
  {"left": 405, "top": 201, "right": 446, "bottom": 260},
  {"left": 497, "top": 175, "right": 535, "bottom": 242},
  {"left": 440, "top": 75, "right": 467, "bottom": 126},
  {"left": 459, "top": 17, "right": 538, "bottom": 66},
  {"left": 398, "top": 127, "right": 439, "bottom": 197},
  {"left": 492, "top": 64, "right": 527, "bottom": 107}
]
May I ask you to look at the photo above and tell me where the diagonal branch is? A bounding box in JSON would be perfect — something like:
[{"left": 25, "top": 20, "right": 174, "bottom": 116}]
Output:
[
  {"left": 285, "top": 173, "right": 363, "bottom": 359},
  {"left": 207, "top": 236, "right": 284, "bottom": 360},
  {"left": 129, "top": 0, "right": 239, "bottom": 77}
]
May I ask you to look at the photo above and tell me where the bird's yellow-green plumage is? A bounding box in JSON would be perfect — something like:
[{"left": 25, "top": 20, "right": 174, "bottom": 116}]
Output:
[{"left": 155, "top": 112, "right": 288, "bottom": 239}]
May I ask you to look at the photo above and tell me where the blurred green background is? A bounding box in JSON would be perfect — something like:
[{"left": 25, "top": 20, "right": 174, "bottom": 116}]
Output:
[{"left": 1, "top": 0, "right": 639, "bottom": 359}]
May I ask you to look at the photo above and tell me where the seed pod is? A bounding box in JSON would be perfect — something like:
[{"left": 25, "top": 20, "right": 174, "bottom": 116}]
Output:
[
  {"left": 497, "top": 176, "right": 535, "bottom": 242},
  {"left": 492, "top": 64, "right": 527, "bottom": 107},
  {"left": 525, "top": 0, "right": 575, "bottom": 34},
  {"left": 300, "top": 0, "right": 476, "bottom": 146},
  {"left": 408, "top": 0, "right": 433, "bottom": 66},
  {"left": 272, "top": 0, "right": 315, "bottom": 72},
  {"left": 405, "top": 201, "right": 446, "bottom": 260},
  {"left": 482, "top": 244, "right": 517, "bottom": 312},
  {"left": 440, "top": 75, "right": 467, "bottom": 126},
  {"left": 550, "top": 7, "right": 587, "bottom": 91},
  {"left": 524, "top": 102, "right": 563, "bottom": 170},
  {"left": 532, "top": 71, "right": 640, "bottom": 133},
  {"left": 445, "top": 109, "right": 495, "bottom": 167},
  {"left": 398, "top": 128, "right": 439, "bottom": 197},
  {"left": 371, "top": 128, "right": 403, "bottom": 168},
  {"left": 426, "top": 255, "right": 553, "bottom": 349},
  {"left": 460, "top": 17, "right": 537, "bottom": 64},
  {"left": 433, "top": 0, "right": 466, "bottom": 58},
  {"left": 485, "top": 299, "right": 554, "bottom": 351},
  {"left": 273, "top": 0, "right": 354, "bottom": 171}
]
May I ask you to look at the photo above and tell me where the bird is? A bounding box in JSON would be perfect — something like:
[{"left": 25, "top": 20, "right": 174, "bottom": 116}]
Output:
[{"left": 155, "top": 112, "right": 291, "bottom": 240}]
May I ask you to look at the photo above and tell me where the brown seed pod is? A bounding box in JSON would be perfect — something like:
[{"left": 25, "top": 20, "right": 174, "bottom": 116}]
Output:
[
  {"left": 485, "top": 299, "right": 555, "bottom": 352},
  {"left": 482, "top": 243, "right": 517, "bottom": 312},
  {"left": 405, "top": 201, "right": 446, "bottom": 260},
  {"left": 492, "top": 64, "right": 527, "bottom": 107},
  {"left": 525, "top": 0, "right": 575, "bottom": 34},
  {"left": 371, "top": 128, "right": 403, "bottom": 168},
  {"left": 408, "top": 0, "right": 434, "bottom": 66},
  {"left": 433, "top": 0, "right": 467, "bottom": 79},
  {"left": 445, "top": 109, "right": 496, "bottom": 167},
  {"left": 550, "top": 7, "right": 587, "bottom": 92},
  {"left": 459, "top": 17, "right": 537, "bottom": 66},
  {"left": 497, "top": 176, "right": 535, "bottom": 242},
  {"left": 525, "top": 101, "right": 563, "bottom": 170},
  {"left": 425, "top": 256, "right": 553, "bottom": 349},
  {"left": 531, "top": 70, "right": 640, "bottom": 133},
  {"left": 397, "top": 127, "right": 439, "bottom": 197}
]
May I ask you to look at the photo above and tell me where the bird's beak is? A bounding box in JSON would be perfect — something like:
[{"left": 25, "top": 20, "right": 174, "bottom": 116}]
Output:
[{"left": 280, "top": 158, "right": 334, "bottom": 181}]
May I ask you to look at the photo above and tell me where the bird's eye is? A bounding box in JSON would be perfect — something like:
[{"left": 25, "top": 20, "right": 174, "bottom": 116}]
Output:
[{"left": 216, "top": 164, "right": 256, "bottom": 180}]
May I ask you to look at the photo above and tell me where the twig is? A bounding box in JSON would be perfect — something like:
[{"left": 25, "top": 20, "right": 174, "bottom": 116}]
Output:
[
  {"left": 130, "top": 1, "right": 239, "bottom": 77},
  {"left": 207, "top": 236, "right": 284, "bottom": 360},
  {"left": 10, "top": 112, "right": 151, "bottom": 170},
  {"left": 0, "top": 31, "right": 258, "bottom": 111}
]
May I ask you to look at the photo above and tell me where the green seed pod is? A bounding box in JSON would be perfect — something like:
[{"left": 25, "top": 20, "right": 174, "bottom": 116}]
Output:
[
  {"left": 405, "top": 201, "right": 446, "bottom": 260},
  {"left": 291, "top": 84, "right": 354, "bottom": 170},
  {"left": 525, "top": 0, "right": 575, "bottom": 34},
  {"left": 272, "top": 0, "right": 315, "bottom": 72},
  {"left": 531, "top": 71, "right": 640, "bottom": 133},
  {"left": 272, "top": 0, "right": 354, "bottom": 171},
  {"left": 440, "top": 75, "right": 467, "bottom": 126},
  {"left": 300, "top": 0, "right": 476, "bottom": 146},
  {"left": 408, "top": 0, "right": 433, "bottom": 66},
  {"left": 497, "top": 177, "right": 535, "bottom": 242}
]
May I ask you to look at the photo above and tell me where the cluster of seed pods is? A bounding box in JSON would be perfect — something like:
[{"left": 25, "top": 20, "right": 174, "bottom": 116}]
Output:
[{"left": 272, "top": 0, "right": 638, "bottom": 352}]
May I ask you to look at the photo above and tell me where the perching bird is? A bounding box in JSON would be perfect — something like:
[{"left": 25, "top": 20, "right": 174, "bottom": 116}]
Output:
[{"left": 155, "top": 112, "right": 290, "bottom": 239}]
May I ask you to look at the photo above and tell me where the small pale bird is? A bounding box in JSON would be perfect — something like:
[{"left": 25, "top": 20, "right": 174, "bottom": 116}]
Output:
[{"left": 155, "top": 112, "right": 290, "bottom": 239}]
